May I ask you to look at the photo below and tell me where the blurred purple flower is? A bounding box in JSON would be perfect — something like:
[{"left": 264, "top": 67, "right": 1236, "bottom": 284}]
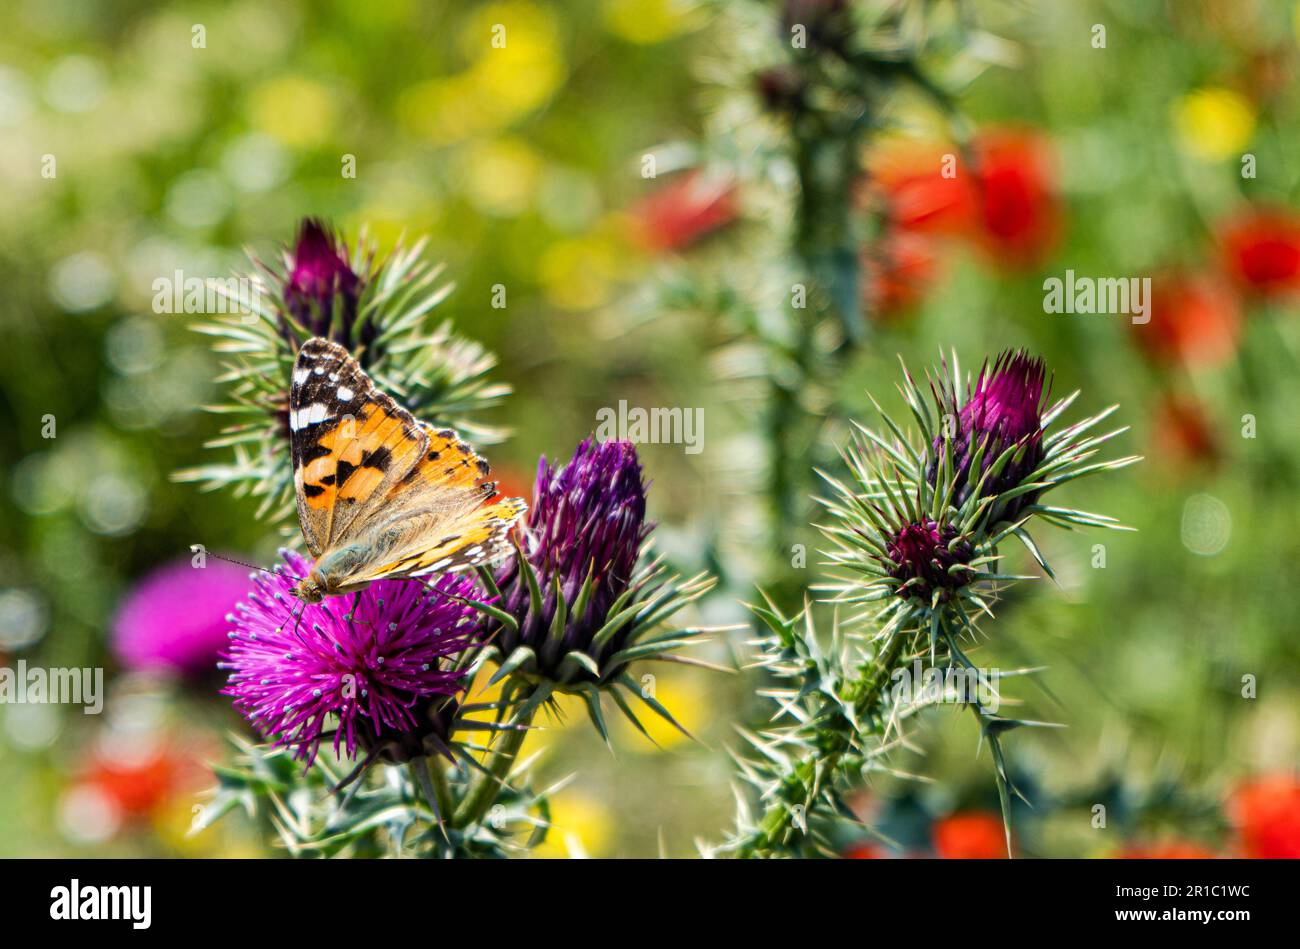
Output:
[
  {"left": 112, "top": 558, "right": 250, "bottom": 676},
  {"left": 930, "top": 349, "right": 1048, "bottom": 521},
  {"left": 221, "top": 550, "right": 479, "bottom": 765},
  {"left": 492, "top": 438, "right": 651, "bottom": 681},
  {"left": 282, "top": 218, "right": 365, "bottom": 346}
]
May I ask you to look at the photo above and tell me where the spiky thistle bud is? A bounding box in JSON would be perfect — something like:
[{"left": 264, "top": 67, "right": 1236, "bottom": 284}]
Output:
[
  {"left": 883, "top": 518, "right": 975, "bottom": 603},
  {"left": 927, "top": 349, "right": 1048, "bottom": 523},
  {"left": 282, "top": 218, "right": 366, "bottom": 352},
  {"left": 177, "top": 218, "right": 509, "bottom": 520},
  {"left": 820, "top": 348, "right": 1139, "bottom": 638},
  {"left": 473, "top": 438, "right": 719, "bottom": 742},
  {"left": 726, "top": 349, "right": 1140, "bottom": 859}
]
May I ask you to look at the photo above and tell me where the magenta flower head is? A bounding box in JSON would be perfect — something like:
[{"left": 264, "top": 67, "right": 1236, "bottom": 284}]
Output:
[
  {"left": 221, "top": 550, "right": 480, "bottom": 766},
  {"left": 489, "top": 439, "right": 651, "bottom": 686},
  {"left": 929, "top": 349, "right": 1048, "bottom": 522},
  {"left": 883, "top": 519, "right": 974, "bottom": 603},
  {"left": 282, "top": 218, "right": 366, "bottom": 349},
  {"left": 112, "top": 558, "right": 251, "bottom": 677}
]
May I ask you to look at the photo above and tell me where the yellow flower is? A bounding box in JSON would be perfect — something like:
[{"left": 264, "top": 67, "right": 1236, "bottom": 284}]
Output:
[
  {"left": 614, "top": 671, "right": 708, "bottom": 751},
  {"left": 457, "top": 138, "right": 544, "bottom": 216},
  {"left": 539, "top": 235, "right": 622, "bottom": 310},
  {"left": 465, "top": 4, "right": 564, "bottom": 116},
  {"left": 399, "top": 5, "right": 564, "bottom": 145},
  {"left": 247, "top": 76, "right": 337, "bottom": 148},
  {"left": 602, "top": 0, "right": 700, "bottom": 44},
  {"left": 1173, "top": 87, "right": 1256, "bottom": 161},
  {"left": 532, "top": 790, "right": 613, "bottom": 857}
]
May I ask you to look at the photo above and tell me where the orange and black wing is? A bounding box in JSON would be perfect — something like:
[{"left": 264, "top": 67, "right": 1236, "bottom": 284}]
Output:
[{"left": 289, "top": 338, "right": 428, "bottom": 556}]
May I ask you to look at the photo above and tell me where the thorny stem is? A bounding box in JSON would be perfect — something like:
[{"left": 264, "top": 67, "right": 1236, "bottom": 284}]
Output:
[
  {"left": 425, "top": 755, "right": 454, "bottom": 822},
  {"left": 736, "top": 630, "right": 908, "bottom": 858},
  {"left": 768, "top": 113, "right": 868, "bottom": 561},
  {"left": 451, "top": 703, "right": 533, "bottom": 830}
]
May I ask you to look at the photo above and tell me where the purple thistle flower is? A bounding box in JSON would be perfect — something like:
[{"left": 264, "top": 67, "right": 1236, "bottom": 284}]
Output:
[
  {"left": 930, "top": 349, "right": 1048, "bottom": 521},
  {"left": 282, "top": 218, "right": 366, "bottom": 349},
  {"left": 491, "top": 438, "right": 651, "bottom": 683},
  {"left": 112, "top": 559, "right": 252, "bottom": 677},
  {"left": 882, "top": 519, "right": 974, "bottom": 602},
  {"left": 221, "top": 550, "right": 480, "bottom": 765}
]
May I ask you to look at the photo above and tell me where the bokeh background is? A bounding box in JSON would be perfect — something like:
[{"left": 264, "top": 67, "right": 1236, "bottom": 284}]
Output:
[{"left": 0, "top": 0, "right": 1297, "bottom": 858}]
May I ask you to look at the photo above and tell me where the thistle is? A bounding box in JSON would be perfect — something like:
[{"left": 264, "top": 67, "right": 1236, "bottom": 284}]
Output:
[
  {"left": 926, "top": 349, "right": 1048, "bottom": 521},
  {"left": 175, "top": 218, "right": 509, "bottom": 521},
  {"left": 221, "top": 550, "right": 483, "bottom": 767},
  {"left": 725, "top": 349, "right": 1140, "bottom": 857},
  {"left": 472, "top": 438, "right": 722, "bottom": 743},
  {"left": 281, "top": 218, "right": 366, "bottom": 351}
]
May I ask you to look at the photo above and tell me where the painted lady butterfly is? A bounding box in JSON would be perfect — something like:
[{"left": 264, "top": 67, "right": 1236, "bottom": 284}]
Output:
[{"left": 287, "top": 337, "right": 525, "bottom": 603}]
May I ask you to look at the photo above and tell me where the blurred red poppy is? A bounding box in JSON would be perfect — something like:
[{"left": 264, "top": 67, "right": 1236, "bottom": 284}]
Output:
[
  {"left": 969, "top": 130, "right": 1061, "bottom": 269},
  {"left": 861, "top": 229, "right": 941, "bottom": 319},
  {"left": 933, "top": 811, "right": 1008, "bottom": 859},
  {"left": 843, "top": 842, "right": 884, "bottom": 859},
  {"left": 1134, "top": 272, "right": 1242, "bottom": 367},
  {"left": 629, "top": 171, "right": 738, "bottom": 253},
  {"left": 868, "top": 140, "right": 976, "bottom": 235},
  {"left": 1218, "top": 207, "right": 1300, "bottom": 297},
  {"left": 83, "top": 743, "right": 200, "bottom": 820},
  {"left": 1151, "top": 393, "right": 1218, "bottom": 467},
  {"left": 1230, "top": 774, "right": 1300, "bottom": 858}
]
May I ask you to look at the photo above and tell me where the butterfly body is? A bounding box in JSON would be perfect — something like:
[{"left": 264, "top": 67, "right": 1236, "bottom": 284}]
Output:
[
  {"left": 292, "top": 545, "right": 370, "bottom": 603},
  {"left": 288, "top": 337, "right": 525, "bottom": 602}
]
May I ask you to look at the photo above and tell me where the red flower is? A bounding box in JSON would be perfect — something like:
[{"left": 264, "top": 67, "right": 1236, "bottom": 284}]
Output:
[
  {"left": 1218, "top": 207, "right": 1300, "bottom": 297},
  {"left": 933, "top": 811, "right": 1008, "bottom": 859},
  {"left": 1134, "top": 272, "right": 1242, "bottom": 367},
  {"left": 82, "top": 737, "right": 205, "bottom": 820},
  {"left": 1230, "top": 775, "right": 1300, "bottom": 858},
  {"left": 1151, "top": 393, "right": 1218, "bottom": 467},
  {"left": 868, "top": 141, "right": 976, "bottom": 236},
  {"left": 843, "top": 842, "right": 884, "bottom": 859},
  {"left": 969, "top": 130, "right": 1061, "bottom": 269},
  {"left": 861, "top": 229, "right": 940, "bottom": 318},
  {"left": 629, "top": 172, "right": 738, "bottom": 253},
  {"left": 1116, "top": 841, "right": 1217, "bottom": 859}
]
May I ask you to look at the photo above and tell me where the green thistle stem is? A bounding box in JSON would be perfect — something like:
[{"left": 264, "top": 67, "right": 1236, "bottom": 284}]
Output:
[
  {"left": 452, "top": 704, "right": 533, "bottom": 830},
  {"left": 767, "top": 114, "right": 867, "bottom": 566},
  {"left": 737, "top": 629, "right": 907, "bottom": 858},
  {"left": 424, "top": 756, "right": 454, "bottom": 822}
]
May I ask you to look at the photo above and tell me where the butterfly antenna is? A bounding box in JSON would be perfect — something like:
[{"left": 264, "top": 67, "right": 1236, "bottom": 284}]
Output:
[
  {"left": 204, "top": 550, "right": 308, "bottom": 584},
  {"left": 206, "top": 552, "right": 274, "bottom": 574}
]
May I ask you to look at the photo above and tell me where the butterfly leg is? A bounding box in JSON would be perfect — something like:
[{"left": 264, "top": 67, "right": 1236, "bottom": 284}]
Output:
[
  {"left": 274, "top": 603, "right": 302, "bottom": 638},
  {"left": 344, "top": 591, "right": 379, "bottom": 632}
]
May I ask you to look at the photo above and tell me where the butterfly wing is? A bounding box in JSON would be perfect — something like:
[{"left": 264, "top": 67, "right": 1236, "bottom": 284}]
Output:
[
  {"left": 344, "top": 423, "right": 527, "bottom": 581},
  {"left": 290, "top": 338, "right": 428, "bottom": 557}
]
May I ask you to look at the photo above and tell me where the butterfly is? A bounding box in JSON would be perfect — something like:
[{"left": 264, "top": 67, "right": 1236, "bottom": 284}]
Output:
[{"left": 287, "top": 337, "right": 526, "bottom": 604}]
